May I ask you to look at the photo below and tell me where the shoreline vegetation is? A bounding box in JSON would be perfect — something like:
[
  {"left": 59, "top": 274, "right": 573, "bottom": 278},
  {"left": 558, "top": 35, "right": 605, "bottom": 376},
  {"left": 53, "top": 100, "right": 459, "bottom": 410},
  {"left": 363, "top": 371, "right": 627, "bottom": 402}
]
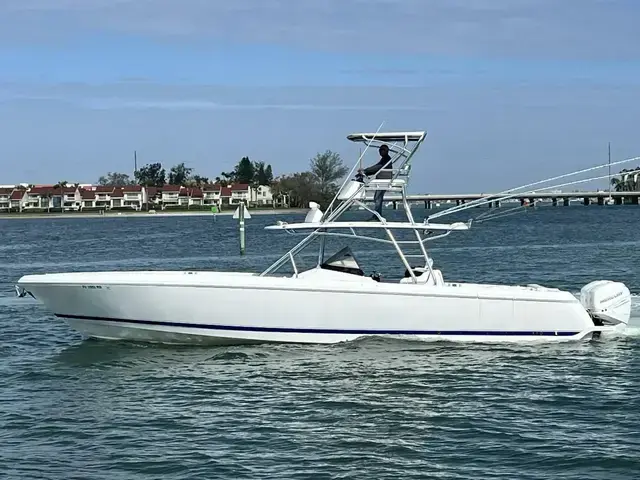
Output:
[
  {"left": 0, "top": 207, "right": 308, "bottom": 220},
  {"left": 0, "top": 150, "right": 353, "bottom": 215},
  {"left": 93, "top": 150, "right": 349, "bottom": 210}
]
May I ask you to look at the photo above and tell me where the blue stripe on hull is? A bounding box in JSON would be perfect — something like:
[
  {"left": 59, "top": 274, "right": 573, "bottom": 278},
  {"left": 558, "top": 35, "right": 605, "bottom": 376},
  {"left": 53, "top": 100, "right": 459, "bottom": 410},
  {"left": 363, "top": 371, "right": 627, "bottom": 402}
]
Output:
[{"left": 55, "top": 314, "right": 582, "bottom": 337}]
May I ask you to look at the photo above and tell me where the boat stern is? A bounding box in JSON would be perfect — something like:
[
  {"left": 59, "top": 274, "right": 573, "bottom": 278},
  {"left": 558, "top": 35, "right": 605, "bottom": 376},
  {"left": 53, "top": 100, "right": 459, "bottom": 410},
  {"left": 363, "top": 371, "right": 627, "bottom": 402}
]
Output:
[{"left": 579, "top": 280, "right": 632, "bottom": 326}]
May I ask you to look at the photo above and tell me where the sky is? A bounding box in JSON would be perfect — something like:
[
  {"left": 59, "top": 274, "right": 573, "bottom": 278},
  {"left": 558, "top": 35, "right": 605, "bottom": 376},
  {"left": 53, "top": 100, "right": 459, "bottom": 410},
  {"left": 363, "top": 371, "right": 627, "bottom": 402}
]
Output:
[{"left": 0, "top": 0, "right": 639, "bottom": 193}]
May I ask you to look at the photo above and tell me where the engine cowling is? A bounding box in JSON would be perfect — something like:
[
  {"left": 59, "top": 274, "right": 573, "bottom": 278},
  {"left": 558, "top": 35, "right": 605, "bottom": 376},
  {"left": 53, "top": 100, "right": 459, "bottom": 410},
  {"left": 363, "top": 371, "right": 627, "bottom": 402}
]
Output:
[{"left": 580, "top": 280, "right": 631, "bottom": 326}]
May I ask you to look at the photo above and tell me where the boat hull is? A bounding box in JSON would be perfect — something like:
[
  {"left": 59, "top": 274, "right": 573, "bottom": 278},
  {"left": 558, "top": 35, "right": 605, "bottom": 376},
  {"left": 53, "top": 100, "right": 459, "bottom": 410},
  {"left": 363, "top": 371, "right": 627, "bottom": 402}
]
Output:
[
  {"left": 59, "top": 316, "right": 606, "bottom": 344},
  {"left": 16, "top": 270, "right": 614, "bottom": 345}
]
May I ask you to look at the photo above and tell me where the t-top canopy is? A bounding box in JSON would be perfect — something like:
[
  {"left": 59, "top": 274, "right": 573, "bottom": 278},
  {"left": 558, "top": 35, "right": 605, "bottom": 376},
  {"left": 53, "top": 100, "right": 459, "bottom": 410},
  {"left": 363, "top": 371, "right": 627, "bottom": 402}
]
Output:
[{"left": 346, "top": 131, "right": 426, "bottom": 143}]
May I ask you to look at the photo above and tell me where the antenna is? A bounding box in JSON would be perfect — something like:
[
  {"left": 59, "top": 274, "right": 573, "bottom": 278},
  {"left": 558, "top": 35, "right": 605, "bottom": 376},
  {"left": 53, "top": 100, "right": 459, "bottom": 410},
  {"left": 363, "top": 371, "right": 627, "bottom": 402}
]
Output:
[
  {"left": 134, "top": 150, "right": 138, "bottom": 174},
  {"left": 608, "top": 142, "right": 611, "bottom": 196}
]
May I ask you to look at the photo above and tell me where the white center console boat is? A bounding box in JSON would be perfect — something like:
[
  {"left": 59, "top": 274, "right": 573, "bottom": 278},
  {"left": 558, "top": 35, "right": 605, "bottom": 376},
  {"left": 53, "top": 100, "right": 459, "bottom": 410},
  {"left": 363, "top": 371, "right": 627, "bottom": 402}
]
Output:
[{"left": 15, "top": 130, "right": 632, "bottom": 344}]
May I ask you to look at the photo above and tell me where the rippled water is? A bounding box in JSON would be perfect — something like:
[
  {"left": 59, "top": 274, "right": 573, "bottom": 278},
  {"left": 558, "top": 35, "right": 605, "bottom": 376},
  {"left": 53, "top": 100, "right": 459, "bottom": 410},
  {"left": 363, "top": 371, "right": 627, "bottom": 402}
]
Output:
[{"left": 1, "top": 206, "right": 639, "bottom": 479}]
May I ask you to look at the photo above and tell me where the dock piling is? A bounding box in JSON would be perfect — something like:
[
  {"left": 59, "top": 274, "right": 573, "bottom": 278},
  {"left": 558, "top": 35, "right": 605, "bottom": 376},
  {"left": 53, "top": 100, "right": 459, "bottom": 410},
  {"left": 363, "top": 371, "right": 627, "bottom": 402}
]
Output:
[
  {"left": 239, "top": 203, "right": 245, "bottom": 255},
  {"left": 233, "top": 202, "right": 250, "bottom": 255}
]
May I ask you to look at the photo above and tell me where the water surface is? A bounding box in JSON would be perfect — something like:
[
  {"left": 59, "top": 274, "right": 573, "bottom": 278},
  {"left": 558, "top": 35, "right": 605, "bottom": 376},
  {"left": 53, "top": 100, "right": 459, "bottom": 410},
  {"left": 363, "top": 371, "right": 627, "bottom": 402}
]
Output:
[{"left": 1, "top": 206, "right": 639, "bottom": 479}]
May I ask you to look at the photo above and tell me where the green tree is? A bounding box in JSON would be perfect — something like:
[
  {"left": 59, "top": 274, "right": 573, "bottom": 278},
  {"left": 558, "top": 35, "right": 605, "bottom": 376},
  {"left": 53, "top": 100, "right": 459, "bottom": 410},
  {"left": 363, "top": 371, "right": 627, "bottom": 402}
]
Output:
[
  {"left": 220, "top": 156, "right": 256, "bottom": 184},
  {"left": 135, "top": 163, "right": 166, "bottom": 187},
  {"left": 251, "top": 162, "right": 275, "bottom": 185},
  {"left": 310, "top": 150, "right": 348, "bottom": 206},
  {"left": 219, "top": 172, "right": 234, "bottom": 184},
  {"left": 98, "top": 172, "right": 134, "bottom": 186},
  {"left": 265, "top": 164, "right": 274, "bottom": 184},
  {"left": 255, "top": 161, "right": 269, "bottom": 185},
  {"left": 268, "top": 151, "right": 347, "bottom": 208},
  {"left": 189, "top": 175, "right": 210, "bottom": 187},
  {"left": 168, "top": 162, "right": 194, "bottom": 185},
  {"left": 215, "top": 176, "right": 228, "bottom": 187},
  {"left": 271, "top": 172, "right": 320, "bottom": 208},
  {"left": 270, "top": 175, "right": 288, "bottom": 207},
  {"left": 236, "top": 157, "right": 255, "bottom": 184}
]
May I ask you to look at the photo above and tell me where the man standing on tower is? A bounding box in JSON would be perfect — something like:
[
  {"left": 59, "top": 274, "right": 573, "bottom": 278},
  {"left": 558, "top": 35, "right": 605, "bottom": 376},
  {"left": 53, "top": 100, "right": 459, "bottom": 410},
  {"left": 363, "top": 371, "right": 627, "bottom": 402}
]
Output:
[{"left": 357, "top": 144, "right": 393, "bottom": 219}]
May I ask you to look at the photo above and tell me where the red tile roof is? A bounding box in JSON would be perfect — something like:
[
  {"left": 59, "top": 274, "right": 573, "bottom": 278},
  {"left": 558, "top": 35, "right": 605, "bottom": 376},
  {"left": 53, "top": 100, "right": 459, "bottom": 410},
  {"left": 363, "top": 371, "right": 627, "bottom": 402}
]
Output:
[
  {"left": 230, "top": 183, "right": 250, "bottom": 191},
  {"left": 80, "top": 189, "right": 95, "bottom": 199},
  {"left": 10, "top": 190, "right": 24, "bottom": 200},
  {"left": 0, "top": 188, "right": 13, "bottom": 195},
  {"left": 162, "top": 185, "right": 182, "bottom": 192},
  {"left": 189, "top": 187, "right": 203, "bottom": 198},
  {"left": 111, "top": 187, "right": 124, "bottom": 198},
  {"left": 62, "top": 187, "right": 77, "bottom": 194},
  {"left": 29, "top": 186, "right": 58, "bottom": 195},
  {"left": 221, "top": 187, "right": 232, "bottom": 197},
  {"left": 146, "top": 187, "right": 159, "bottom": 198},
  {"left": 95, "top": 186, "right": 114, "bottom": 193},
  {"left": 202, "top": 183, "right": 222, "bottom": 192},
  {"left": 122, "top": 185, "right": 142, "bottom": 192}
]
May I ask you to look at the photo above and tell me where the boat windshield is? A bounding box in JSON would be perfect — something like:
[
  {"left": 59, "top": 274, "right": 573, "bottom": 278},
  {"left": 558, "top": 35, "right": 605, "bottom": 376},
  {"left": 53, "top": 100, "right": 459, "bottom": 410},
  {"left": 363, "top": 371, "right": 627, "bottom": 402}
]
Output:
[{"left": 319, "top": 246, "right": 365, "bottom": 276}]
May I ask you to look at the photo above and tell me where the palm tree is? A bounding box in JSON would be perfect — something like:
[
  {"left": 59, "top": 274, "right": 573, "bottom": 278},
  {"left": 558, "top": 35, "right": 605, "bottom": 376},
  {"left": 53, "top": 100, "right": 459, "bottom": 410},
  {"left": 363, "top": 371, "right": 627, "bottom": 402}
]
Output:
[
  {"left": 611, "top": 167, "right": 640, "bottom": 192},
  {"left": 611, "top": 177, "right": 626, "bottom": 192},
  {"left": 42, "top": 193, "right": 52, "bottom": 212}
]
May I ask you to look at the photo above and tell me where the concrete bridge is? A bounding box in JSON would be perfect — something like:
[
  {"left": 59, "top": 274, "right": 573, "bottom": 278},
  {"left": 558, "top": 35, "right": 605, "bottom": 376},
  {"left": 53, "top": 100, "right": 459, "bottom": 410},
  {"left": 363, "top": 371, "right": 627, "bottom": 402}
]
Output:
[{"left": 368, "top": 191, "right": 640, "bottom": 209}]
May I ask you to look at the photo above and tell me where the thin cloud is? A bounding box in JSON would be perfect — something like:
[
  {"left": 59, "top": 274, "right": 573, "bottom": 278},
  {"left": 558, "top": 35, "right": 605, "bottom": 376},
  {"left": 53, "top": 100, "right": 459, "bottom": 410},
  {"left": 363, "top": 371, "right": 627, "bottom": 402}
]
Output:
[
  {"left": 81, "top": 99, "right": 432, "bottom": 111},
  {"left": 0, "top": 83, "right": 438, "bottom": 110},
  {"left": 6, "top": 96, "right": 434, "bottom": 112},
  {"left": 1, "top": 0, "right": 638, "bottom": 59},
  {"left": 117, "top": 76, "right": 154, "bottom": 83},
  {"left": 339, "top": 68, "right": 422, "bottom": 76},
  {"left": 0, "top": 81, "right": 632, "bottom": 112}
]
